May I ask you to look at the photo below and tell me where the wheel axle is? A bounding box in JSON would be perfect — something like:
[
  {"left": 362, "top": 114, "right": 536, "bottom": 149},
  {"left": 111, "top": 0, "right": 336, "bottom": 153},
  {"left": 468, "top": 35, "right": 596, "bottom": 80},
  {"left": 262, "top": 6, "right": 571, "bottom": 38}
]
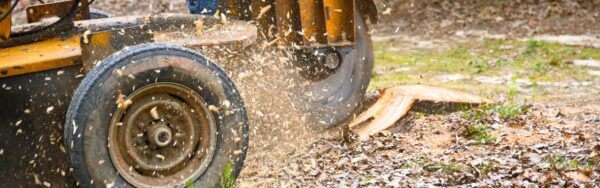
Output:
[{"left": 146, "top": 122, "right": 173, "bottom": 148}]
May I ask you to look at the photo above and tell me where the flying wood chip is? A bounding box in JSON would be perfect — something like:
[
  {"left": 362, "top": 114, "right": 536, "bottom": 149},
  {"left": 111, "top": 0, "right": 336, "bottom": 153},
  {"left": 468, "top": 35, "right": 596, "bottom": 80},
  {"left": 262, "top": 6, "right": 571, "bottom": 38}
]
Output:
[{"left": 349, "top": 85, "right": 496, "bottom": 137}]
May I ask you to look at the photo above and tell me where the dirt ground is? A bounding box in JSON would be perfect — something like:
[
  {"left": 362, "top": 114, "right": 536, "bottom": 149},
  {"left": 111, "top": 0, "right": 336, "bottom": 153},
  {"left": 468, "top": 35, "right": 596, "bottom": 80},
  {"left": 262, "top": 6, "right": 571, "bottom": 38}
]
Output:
[
  {"left": 234, "top": 1, "right": 600, "bottom": 186},
  {"left": 10, "top": 0, "right": 600, "bottom": 187}
]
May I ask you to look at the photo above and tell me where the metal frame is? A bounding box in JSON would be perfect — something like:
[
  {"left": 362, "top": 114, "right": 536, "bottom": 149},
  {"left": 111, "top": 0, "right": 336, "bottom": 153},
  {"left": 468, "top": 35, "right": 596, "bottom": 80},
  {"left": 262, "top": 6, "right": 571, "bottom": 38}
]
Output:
[
  {"left": 0, "top": 14, "right": 257, "bottom": 78},
  {"left": 0, "top": 0, "right": 377, "bottom": 78},
  {"left": 25, "top": 0, "right": 90, "bottom": 23}
]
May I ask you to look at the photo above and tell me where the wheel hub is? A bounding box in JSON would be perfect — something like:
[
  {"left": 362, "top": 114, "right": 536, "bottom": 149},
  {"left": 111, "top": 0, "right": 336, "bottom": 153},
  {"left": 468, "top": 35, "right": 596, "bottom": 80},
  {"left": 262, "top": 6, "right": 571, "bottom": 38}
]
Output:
[
  {"left": 146, "top": 122, "right": 173, "bottom": 148},
  {"left": 108, "top": 83, "right": 216, "bottom": 187}
]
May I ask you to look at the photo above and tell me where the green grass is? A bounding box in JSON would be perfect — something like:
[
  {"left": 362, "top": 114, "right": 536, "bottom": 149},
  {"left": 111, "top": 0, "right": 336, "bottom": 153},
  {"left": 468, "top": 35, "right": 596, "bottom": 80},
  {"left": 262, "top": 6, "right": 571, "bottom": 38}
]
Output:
[
  {"left": 548, "top": 155, "right": 596, "bottom": 170},
  {"left": 458, "top": 93, "right": 528, "bottom": 145},
  {"left": 476, "top": 160, "right": 499, "bottom": 176},
  {"left": 438, "top": 162, "right": 465, "bottom": 172},
  {"left": 221, "top": 162, "right": 236, "bottom": 188},
  {"left": 463, "top": 124, "right": 496, "bottom": 145},
  {"left": 185, "top": 161, "right": 236, "bottom": 188},
  {"left": 400, "top": 156, "right": 429, "bottom": 169},
  {"left": 424, "top": 161, "right": 469, "bottom": 174},
  {"left": 459, "top": 90, "right": 528, "bottom": 145},
  {"left": 460, "top": 104, "right": 486, "bottom": 122},
  {"left": 406, "top": 156, "right": 499, "bottom": 176},
  {"left": 492, "top": 103, "right": 528, "bottom": 120},
  {"left": 360, "top": 173, "right": 378, "bottom": 184},
  {"left": 370, "top": 38, "right": 600, "bottom": 99},
  {"left": 186, "top": 179, "right": 194, "bottom": 188},
  {"left": 583, "top": 162, "right": 595, "bottom": 170}
]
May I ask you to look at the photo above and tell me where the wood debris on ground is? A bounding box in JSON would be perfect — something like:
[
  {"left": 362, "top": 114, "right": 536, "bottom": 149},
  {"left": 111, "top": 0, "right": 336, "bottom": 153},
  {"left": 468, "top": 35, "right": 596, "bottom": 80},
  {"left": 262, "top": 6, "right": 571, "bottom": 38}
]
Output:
[{"left": 240, "top": 101, "right": 600, "bottom": 187}]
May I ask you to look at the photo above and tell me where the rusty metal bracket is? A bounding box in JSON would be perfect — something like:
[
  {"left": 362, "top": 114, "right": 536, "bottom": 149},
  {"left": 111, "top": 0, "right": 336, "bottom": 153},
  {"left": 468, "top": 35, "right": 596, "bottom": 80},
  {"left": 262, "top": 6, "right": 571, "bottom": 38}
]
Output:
[
  {"left": 26, "top": 0, "right": 90, "bottom": 23},
  {"left": 81, "top": 27, "right": 153, "bottom": 72}
]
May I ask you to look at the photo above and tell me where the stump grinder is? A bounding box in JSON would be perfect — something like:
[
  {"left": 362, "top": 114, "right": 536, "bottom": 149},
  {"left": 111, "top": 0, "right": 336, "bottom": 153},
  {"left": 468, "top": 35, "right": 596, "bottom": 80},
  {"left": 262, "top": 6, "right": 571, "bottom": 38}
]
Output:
[{"left": 0, "top": 0, "right": 377, "bottom": 187}]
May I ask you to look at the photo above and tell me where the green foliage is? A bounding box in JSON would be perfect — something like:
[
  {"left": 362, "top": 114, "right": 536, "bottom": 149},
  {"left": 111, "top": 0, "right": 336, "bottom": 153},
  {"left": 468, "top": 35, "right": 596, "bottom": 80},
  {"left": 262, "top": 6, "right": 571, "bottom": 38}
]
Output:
[
  {"left": 494, "top": 59, "right": 510, "bottom": 66},
  {"left": 581, "top": 49, "right": 600, "bottom": 59},
  {"left": 186, "top": 179, "right": 194, "bottom": 188},
  {"left": 463, "top": 124, "right": 486, "bottom": 137},
  {"left": 415, "top": 156, "right": 428, "bottom": 167},
  {"left": 492, "top": 103, "right": 527, "bottom": 120},
  {"left": 525, "top": 40, "right": 543, "bottom": 55},
  {"left": 425, "top": 161, "right": 468, "bottom": 173},
  {"left": 488, "top": 86, "right": 528, "bottom": 120},
  {"left": 548, "top": 156, "right": 593, "bottom": 170},
  {"left": 221, "top": 162, "right": 236, "bottom": 188},
  {"left": 461, "top": 104, "right": 496, "bottom": 145},
  {"left": 461, "top": 104, "right": 489, "bottom": 123},
  {"left": 463, "top": 124, "right": 496, "bottom": 145},
  {"left": 583, "top": 162, "right": 595, "bottom": 170},
  {"left": 400, "top": 156, "right": 429, "bottom": 169},
  {"left": 522, "top": 40, "right": 566, "bottom": 74},
  {"left": 464, "top": 103, "right": 526, "bottom": 124},
  {"left": 360, "top": 173, "right": 378, "bottom": 184},
  {"left": 507, "top": 86, "right": 518, "bottom": 101},
  {"left": 468, "top": 59, "right": 488, "bottom": 73},
  {"left": 460, "top": 88, "right": 528, "bottom": 145},
  {"left": 460, "top": 104, "right": 471, "bottom": 119},
  {"left": 476, "top": 160, "right": 499, "bottom": 175},
  {"left": 438, "top": 162, "right": 465, "bottom": 172},
  {"left": 532, "top": 62, "right": 550, "bottom": 73}
]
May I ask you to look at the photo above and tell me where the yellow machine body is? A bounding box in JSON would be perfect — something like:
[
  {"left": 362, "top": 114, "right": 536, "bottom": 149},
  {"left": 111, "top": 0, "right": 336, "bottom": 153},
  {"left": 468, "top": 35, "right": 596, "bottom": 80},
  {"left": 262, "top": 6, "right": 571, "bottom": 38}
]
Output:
[
  {"left": 248, "top": 0, "right": 358, "bottom": 47},
  {"left": 0, "top": 36, "right": 81, "bottom": 77},
  {"left": 0, "top": 0, "right": 377, "bottom": 78}
]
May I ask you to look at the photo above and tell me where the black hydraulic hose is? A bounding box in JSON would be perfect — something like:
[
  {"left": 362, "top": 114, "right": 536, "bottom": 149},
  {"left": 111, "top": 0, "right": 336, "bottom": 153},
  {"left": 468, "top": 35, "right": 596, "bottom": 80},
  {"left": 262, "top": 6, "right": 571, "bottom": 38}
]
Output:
[
  {"left": 0, "top": 0, "right": 20, "bottom": 23},
  {"left": 11, "top": 0, "right": 97, "bottom": 37},
  {"left": 0, "top": 0, "right": 98, "bottom": 48}
]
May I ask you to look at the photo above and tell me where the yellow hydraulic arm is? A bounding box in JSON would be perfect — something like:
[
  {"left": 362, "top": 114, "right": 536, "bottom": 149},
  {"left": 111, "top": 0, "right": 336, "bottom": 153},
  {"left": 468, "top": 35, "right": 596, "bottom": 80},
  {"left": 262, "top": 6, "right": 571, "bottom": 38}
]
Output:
[{"left": 221, "top": 0, "right": 378, "bottom": 47}]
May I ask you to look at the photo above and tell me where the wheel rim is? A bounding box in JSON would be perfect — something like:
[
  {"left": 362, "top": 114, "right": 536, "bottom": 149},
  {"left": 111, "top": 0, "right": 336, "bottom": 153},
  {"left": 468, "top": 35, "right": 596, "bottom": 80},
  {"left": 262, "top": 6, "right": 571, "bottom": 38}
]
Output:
[{"left": 108, "top": 83, "right": 216, "bottom": 187}]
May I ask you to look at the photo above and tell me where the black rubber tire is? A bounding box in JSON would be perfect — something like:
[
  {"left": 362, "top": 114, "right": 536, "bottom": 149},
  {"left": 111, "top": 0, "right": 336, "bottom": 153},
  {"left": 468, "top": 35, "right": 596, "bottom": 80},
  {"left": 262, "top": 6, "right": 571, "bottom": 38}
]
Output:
[
  {"left": 303, "top": 9, "right": 374, "bottom": 129},
  {"left": 64, "top": 43, "right": 249, "bottom": 187}
]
